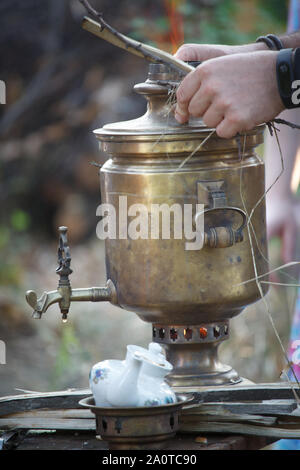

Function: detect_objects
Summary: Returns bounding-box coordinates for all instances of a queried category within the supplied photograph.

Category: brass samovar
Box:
[26,63,268,392]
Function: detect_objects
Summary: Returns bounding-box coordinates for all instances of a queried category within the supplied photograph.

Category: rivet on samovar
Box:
[25,61,268,392]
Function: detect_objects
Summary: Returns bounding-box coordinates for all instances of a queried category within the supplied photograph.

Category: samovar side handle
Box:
[196,206,247,249]
[25,226,117,321]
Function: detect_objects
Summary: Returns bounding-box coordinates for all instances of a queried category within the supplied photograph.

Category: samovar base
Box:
[171,377,254,394]
[152,321,245,390]
[166,362,241,389]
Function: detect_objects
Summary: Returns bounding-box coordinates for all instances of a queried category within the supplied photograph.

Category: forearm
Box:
[175,31,300,63]
[233,31,300,53]
[280,31,300,49]
[243,31,300,51]
[242,31,300,51]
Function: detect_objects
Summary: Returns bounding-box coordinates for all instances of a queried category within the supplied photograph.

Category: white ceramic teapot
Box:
[135,350,176,407]
[89,343,176,407]
[107,351,144,407]
[89,357,123,407]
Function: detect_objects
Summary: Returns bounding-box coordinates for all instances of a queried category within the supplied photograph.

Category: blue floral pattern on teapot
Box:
[89,343,176,407]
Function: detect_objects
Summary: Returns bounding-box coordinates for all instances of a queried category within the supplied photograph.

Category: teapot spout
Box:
[107,353,143,407]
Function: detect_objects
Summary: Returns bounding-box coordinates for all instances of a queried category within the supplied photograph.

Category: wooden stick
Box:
[180,420,300,439]
[0,417,95,431]
[0,389,91,417]
[187,382,300,404]
[81,16,193,76]
[182,400,298,417]
[2,409,94,420]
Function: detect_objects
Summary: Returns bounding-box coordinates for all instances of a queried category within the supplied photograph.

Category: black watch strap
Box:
[276,48,298,108]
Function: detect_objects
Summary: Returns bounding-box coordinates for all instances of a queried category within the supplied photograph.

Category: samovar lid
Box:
[94,63,264,156]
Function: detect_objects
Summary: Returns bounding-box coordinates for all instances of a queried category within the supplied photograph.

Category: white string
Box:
[238,132,300,400]
[176,129,215,171]
[235,261,300,286]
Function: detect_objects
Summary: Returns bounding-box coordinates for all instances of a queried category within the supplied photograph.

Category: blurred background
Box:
[0,0,298,396]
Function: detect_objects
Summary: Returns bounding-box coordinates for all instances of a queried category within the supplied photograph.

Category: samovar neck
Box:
[146,61,200,82]
[147,62,184,82]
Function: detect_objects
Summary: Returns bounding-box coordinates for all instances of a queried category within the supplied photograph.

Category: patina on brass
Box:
[79,394,193,450]
[26,62,268,391]
[95,63,268,389]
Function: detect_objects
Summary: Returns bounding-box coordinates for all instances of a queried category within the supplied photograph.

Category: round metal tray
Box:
[79,394,193,450]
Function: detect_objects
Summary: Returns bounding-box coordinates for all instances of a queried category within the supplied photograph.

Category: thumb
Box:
[174,44,205,62]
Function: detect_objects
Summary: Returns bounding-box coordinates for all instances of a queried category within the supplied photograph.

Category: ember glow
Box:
[164,0,185,53]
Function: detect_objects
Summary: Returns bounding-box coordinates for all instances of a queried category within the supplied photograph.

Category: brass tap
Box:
[56,226,72,320]
[25,226,116,321]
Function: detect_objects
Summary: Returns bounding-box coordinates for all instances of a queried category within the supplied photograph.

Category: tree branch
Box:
[79,0,193,76]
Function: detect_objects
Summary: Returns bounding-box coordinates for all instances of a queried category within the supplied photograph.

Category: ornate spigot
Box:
[25,226,116,321]
[55,226,73,321]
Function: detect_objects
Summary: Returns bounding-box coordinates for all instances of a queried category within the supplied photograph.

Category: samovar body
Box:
[26,63,268,390]
[95,63,268,389]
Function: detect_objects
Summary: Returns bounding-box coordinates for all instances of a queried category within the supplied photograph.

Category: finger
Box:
[174,106,189,124]
[188,88,211,118]
[215,115,240,139]
[174,44,202,61]
[202,105,224,128]
[175,70,202,122]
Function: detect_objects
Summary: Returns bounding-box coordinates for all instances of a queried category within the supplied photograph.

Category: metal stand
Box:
[152,321,243,390]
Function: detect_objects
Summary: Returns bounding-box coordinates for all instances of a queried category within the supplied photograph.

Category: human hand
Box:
[175,41,267,62]
[175,51,285,139]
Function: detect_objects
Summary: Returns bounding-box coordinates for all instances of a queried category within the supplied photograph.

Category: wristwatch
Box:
[256,34,300,109]
[276,48,300,109]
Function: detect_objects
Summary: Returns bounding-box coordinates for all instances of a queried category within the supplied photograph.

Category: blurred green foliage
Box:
[52,323,81,389]
[258,0,288,25]
[10,209,30,232]
[129,0,288,46]
[0,210,31,286]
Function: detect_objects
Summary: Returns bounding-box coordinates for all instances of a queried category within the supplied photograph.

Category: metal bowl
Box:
[79,394,193,450]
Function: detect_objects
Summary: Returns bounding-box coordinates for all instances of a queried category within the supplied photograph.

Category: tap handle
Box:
[56,226,73,285]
